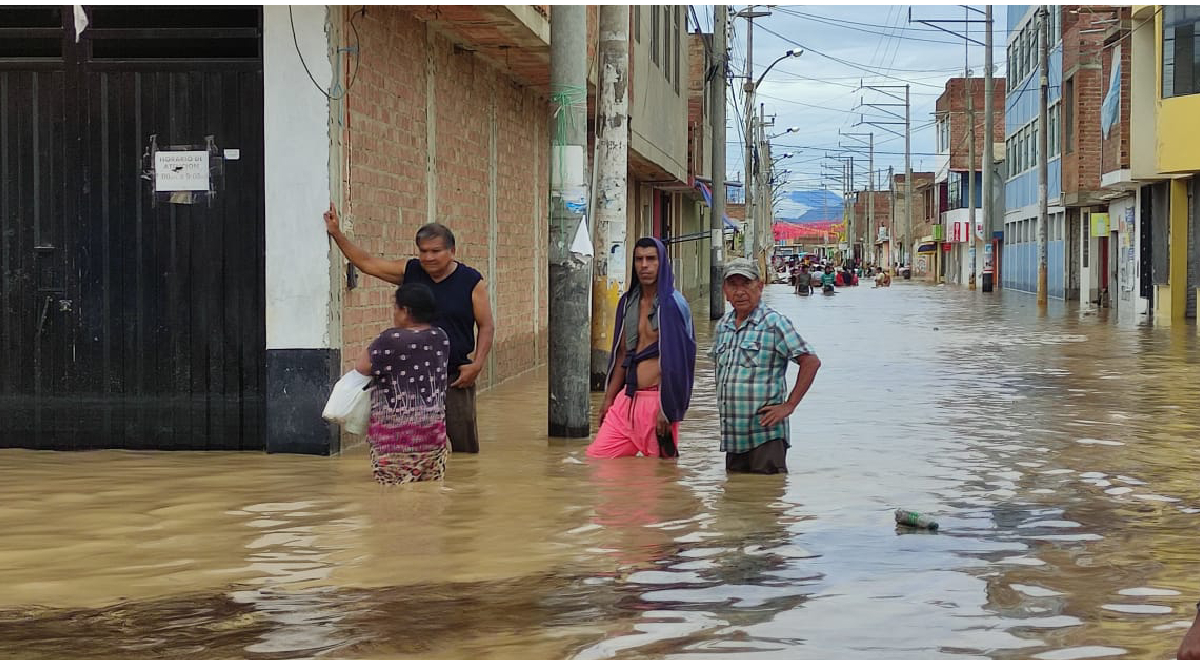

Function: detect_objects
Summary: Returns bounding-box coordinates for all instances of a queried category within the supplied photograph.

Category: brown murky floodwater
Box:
[3,283,1200,660]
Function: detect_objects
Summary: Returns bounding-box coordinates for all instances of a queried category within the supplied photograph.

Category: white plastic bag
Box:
[322,370,372,435]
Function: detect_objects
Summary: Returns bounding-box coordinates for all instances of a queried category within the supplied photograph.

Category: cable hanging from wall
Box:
[289,5,364,101]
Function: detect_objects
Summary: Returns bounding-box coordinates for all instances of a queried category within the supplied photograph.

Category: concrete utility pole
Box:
[548,6,591,437]
[739,6,770,261]
[759,102,770,266]
[848,155,855,261]
[868,133,874,264]
[710,5,728,320]
[904,84,912,270]
[982,4,995,292]
[883,165,892,266]
[589,5,629,391]
[1037,5,1050,305]
[743,13,755,260]
[966,31,977,291]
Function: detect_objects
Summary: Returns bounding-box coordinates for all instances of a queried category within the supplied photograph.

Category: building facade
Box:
[0,5,701,453]
[1133,4,1200,324]
[935,77,1006,287]
[1004,5,1066,297]
[1088,7,1150,322]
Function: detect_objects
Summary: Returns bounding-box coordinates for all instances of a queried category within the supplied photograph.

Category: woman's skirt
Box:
[369,443,449,485]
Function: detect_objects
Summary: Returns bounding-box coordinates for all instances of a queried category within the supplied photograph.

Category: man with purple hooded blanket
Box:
[587,237,697,459]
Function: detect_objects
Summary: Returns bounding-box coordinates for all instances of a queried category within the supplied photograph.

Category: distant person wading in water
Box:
[354,284,450,485]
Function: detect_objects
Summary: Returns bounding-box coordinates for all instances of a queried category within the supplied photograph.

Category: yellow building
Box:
[1135,5,1200,324]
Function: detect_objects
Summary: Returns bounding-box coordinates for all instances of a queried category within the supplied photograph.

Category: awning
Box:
[917,243,938,252]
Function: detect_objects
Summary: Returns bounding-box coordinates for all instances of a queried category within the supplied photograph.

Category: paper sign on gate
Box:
[155,151,210,192]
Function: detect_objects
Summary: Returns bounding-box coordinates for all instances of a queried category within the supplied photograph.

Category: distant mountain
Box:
[775,189,844,225]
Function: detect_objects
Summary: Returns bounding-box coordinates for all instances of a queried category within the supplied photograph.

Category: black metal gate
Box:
[0,6,264,450]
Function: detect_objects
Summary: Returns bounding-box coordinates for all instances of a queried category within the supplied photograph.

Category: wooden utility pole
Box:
[1037,5,1050,305]
[548,6,591,437]
[589,5,629,391]
[710,5,728,320]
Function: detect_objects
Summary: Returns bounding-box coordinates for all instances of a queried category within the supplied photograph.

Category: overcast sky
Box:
[699,5,1009,218]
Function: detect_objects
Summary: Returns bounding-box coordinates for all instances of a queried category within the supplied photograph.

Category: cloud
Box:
[719,5,1006,194]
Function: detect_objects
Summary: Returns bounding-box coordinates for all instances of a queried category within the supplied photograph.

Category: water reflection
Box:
[2,284,1199,659]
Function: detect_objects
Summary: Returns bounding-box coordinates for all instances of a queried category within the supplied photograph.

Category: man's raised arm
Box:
[324,203,406,285]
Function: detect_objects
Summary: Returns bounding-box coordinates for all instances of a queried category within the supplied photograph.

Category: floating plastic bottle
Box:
[895,509,939,531]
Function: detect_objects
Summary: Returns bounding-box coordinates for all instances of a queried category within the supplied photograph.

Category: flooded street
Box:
[3,283,1200,660]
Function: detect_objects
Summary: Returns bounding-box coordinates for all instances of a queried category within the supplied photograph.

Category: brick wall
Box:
[851,188,894,242]
[936,78,1006,171]
[340,7,549,391]
[1061,7,1110,197]
[890,173,936,241]
[1100,12,1131,177]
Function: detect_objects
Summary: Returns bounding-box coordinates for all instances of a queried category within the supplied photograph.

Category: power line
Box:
[755,22,969,85]
[775,6,975,45]
[774,7,1013,37]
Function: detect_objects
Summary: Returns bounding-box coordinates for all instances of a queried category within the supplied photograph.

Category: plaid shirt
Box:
[711,304,816,453]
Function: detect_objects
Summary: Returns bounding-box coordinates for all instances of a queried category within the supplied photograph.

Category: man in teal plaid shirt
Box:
[712,258,822,474]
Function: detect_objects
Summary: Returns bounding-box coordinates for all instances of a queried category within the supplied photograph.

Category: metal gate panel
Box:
[1188,177,1199,319]
[0,7,265,450]
[66,68,265,450]
[0,69,73,447]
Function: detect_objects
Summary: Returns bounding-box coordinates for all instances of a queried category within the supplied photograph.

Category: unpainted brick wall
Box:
[339,7,550,391]
[1061,8,1109,196]
[935,78,1006,172]
[1100,15,1131,176]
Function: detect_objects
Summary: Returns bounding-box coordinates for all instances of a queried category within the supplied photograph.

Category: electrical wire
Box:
[755,22,971,85]
[290,5,363,101]
[774,7,1013,37]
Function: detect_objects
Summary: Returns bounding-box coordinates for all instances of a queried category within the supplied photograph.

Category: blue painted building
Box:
[1003,5,1065,297]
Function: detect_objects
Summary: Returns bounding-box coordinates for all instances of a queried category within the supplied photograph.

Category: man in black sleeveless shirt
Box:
[325,205,494,453]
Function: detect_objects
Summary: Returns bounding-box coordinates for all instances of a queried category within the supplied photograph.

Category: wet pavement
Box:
[3,282,1200,659]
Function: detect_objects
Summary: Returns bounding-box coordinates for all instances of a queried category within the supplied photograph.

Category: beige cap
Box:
[723,258,760,281]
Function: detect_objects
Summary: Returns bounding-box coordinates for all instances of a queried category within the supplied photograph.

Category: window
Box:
[1017,128,1025,172]
[1020,28,1029,81]
[651,7,659,66]
[1007,44,1015,90]
[937,116,950,152]
[1052,104,1061,156]
[1064,76,1075,152]
[1027,124,1036,166]
[674,6,681,93]
[1163,5,1200,98]
[662,5,671,78]
[634,6,641,43]
[0,7,63,59]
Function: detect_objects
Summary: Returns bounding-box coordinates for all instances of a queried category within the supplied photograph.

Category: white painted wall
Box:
[1080,214,1099,306]
[1110,195,1149,321]
[263,5,334,350]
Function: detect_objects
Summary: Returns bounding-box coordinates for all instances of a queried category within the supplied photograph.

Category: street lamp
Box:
[753,49,803,90]
[742,47,802,262]
[768,128,800,139]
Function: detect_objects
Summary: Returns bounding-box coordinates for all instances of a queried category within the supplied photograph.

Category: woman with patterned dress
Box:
[354,284,450,485]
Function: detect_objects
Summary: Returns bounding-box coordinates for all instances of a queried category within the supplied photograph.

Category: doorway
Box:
[0,7,265,449]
